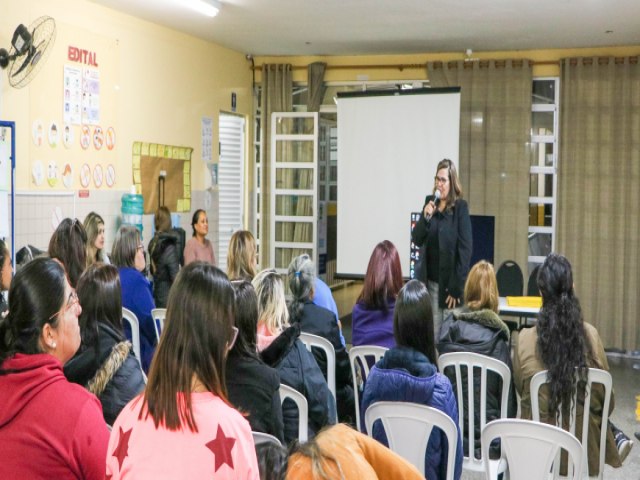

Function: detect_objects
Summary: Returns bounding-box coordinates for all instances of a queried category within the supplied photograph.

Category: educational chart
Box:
[133,142,192,213]
[63,64,100,125]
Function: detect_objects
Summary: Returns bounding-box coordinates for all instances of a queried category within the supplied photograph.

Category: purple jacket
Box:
[351,300,396,348]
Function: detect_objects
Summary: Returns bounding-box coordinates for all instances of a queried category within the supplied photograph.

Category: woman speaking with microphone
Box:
[411,158,472,336]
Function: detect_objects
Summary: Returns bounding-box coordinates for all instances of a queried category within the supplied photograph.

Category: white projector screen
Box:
[336,88,461,278]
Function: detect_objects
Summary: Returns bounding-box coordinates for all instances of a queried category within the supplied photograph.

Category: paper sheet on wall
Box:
[63,65,83,125]
[201,117,213,163]
[82,68,101,125]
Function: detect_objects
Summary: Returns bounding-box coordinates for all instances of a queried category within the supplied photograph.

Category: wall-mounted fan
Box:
[0,16,56,89]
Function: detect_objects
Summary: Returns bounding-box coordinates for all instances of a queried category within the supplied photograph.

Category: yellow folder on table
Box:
[506,296,542,308]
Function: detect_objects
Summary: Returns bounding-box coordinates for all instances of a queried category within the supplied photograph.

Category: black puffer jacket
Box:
[289,301,354,424]
[260,323,336,445]
[226,350,285,443]
[64,323,146,425]
[437,307,517,458]
[149,230,180,308]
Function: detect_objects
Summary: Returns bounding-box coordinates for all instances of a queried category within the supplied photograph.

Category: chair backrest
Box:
[527,264,541,296]
[151,308,166,341]
[279,384,309,443]
[349,345,388,432]
[252,431,283,448]
[496,260,524,297]
[122,307,142,363]
[530,368,612,479]
[482,419,583,480]
[437,351,511,473]
[299,332,336,398]
[364,401,458,479]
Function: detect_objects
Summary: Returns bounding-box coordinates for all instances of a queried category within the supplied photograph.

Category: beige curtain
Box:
[558,57,640,351]
[427,60,532,274]
[307,62,327,113]
[261,64,292,267]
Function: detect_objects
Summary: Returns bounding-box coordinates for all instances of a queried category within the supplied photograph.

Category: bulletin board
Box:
[133,142,192,213]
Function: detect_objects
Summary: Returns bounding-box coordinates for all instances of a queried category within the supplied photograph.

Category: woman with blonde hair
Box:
[227,230,257,281]
[253,268,336,444]
[438,260,516,458]
[83,212,110,266]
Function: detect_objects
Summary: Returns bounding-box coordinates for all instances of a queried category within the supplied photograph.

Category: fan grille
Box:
[8,16,56,89]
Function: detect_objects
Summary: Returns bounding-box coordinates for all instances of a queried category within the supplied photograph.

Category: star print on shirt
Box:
[112,427,133,470]
[205,425,236,472]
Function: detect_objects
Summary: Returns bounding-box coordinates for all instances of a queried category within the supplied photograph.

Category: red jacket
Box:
[0,353,109,479]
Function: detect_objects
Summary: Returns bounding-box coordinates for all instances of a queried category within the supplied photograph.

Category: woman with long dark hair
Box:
[225,280,284,442]
[106,262,259,478]
[64,263,146,425]
[0,257,108,479]
[351,240,403,348]
[514,253,632,474]
[411,158,472,336]
[362,279,462,480]
[49,217,88,288]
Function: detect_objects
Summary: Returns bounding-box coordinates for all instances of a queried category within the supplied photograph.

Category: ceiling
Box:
[88,0,640,56]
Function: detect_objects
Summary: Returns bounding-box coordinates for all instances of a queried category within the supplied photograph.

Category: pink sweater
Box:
[184,237,216,266]
[106,392,259,479]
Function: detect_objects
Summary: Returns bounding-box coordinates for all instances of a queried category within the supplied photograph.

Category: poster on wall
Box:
[63,65,83,125]
[82,68,100,125]
[201,117,213,163]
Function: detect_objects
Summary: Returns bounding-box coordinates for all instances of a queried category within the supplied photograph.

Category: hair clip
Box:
[295,271,301,278]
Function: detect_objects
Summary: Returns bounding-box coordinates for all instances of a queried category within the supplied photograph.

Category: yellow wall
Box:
[255,45,640,83]
[1,0,252,191]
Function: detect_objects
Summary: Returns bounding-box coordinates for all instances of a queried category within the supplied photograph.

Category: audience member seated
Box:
[0,239,11,316]
[438,260,517,458]
[83,211,110,266]
[64,263,146,425]
[226,229,258,281]
[362,279,462,480]
[253,268,336,444]
[148,206,180,308]
[106,262,259,479]
[183,209,216,266]
[287,254,354,424]
[514,253,632,474]
[111,225,156,373]
[351,240,403,348]
[256,423,424,479]
[49,217,87,289]
[0,257,109,479]
[226,280,285,443]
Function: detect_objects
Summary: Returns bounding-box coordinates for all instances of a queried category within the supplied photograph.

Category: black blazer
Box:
[411,196,473,307]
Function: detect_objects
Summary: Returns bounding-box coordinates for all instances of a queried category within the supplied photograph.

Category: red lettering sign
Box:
[67,45,99,67]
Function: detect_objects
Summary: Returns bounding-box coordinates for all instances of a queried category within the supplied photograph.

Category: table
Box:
[498,297,540,328]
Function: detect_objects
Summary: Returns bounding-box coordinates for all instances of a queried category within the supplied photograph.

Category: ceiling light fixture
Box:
[185,0,221,17]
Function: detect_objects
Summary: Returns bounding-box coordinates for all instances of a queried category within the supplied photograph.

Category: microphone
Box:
[425,190,441,221]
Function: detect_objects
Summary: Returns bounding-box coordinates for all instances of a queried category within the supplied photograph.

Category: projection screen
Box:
[336,87,461,278]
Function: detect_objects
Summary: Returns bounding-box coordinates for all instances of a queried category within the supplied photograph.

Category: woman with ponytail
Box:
[514,253,632,474]
[287,254,354,424]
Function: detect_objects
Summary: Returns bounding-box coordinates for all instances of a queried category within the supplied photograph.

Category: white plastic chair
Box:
[151,307,166,341]
[252,431,283,447]
[299,332,336,398]
[279,384,309,443]
[122,308,142,363]
[438,351,511,475]
[530,368,612,479]
[364,401,458,479]
[349,345,388,431]
[482,419,584,480]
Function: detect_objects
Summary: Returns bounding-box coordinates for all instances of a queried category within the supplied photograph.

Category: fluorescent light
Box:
[184,0,221,17]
